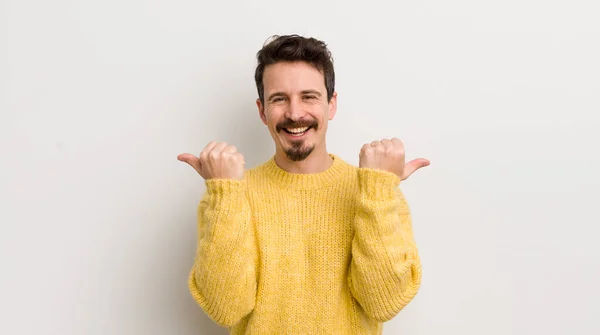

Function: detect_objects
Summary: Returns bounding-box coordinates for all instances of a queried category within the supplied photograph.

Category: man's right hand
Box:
[177,141,245,180]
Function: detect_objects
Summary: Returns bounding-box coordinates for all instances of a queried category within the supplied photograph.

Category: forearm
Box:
[188,179,257,327]
[348,168,421,322]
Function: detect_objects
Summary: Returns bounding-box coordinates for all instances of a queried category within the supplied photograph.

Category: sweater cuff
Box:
[205,179,247,211]
[357,168,401,200]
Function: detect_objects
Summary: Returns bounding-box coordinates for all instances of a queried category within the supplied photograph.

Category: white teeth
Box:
[287,127,309,134]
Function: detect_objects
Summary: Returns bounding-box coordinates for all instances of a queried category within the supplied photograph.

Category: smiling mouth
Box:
[283,126,311,137]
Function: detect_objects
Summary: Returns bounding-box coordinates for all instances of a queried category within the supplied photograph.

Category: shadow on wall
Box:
[227,99,274,169]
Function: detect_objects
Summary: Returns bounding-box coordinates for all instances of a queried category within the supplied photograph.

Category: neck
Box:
[274,147,333,174]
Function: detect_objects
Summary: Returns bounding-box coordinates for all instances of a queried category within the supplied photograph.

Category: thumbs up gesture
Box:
[359,138,430,181]
[177,141,245,180]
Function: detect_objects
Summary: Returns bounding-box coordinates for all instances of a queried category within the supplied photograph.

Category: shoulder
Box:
[241,159,271,181]
[330,153,360,175]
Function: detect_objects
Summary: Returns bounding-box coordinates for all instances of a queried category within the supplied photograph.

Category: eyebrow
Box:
[301,90,322,96]
[267,90,323,101]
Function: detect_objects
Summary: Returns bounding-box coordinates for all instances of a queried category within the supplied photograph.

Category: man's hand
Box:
[359,138,430,181]
[177,141,245,180]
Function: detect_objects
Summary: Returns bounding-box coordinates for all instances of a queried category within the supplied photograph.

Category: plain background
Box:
[2,0,599,334]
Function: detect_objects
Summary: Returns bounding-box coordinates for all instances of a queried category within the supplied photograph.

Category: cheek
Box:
[265,111,281,129]
[315,106,329,122]
[267,111,280,123]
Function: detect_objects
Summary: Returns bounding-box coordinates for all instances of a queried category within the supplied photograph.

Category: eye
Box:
[303,95,317,100]
[272,97,286,102]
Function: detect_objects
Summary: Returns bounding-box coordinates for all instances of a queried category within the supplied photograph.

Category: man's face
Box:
[257,61,337,161]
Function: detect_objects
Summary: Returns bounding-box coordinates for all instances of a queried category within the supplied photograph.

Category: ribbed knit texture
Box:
[188,154,421,334]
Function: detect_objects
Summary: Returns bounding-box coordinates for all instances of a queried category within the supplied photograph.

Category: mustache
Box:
[276,119,318,132]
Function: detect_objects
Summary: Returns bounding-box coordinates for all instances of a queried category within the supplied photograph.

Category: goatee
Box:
[277,117,318,161]
[285,141,314,161]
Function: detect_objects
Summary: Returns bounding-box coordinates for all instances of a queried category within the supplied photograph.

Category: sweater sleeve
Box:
[348,168,422,322]
[188,179,257,327]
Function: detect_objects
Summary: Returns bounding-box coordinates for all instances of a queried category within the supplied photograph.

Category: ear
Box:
[328,91,338,120]
[256,98,267,125]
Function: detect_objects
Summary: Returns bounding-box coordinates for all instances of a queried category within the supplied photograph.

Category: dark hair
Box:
[254,34,335,104]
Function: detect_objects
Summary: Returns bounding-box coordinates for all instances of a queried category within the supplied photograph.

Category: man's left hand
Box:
[359,138,430,181]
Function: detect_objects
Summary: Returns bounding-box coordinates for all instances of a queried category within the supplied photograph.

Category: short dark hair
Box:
[254,34,335,104]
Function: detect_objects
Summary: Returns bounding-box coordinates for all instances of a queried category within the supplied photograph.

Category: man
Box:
[177,34,430,334]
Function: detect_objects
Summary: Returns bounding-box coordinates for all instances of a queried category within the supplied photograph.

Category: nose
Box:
[284,96,305,120]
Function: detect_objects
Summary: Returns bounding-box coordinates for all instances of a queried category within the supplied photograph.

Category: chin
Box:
[284,145,315,161]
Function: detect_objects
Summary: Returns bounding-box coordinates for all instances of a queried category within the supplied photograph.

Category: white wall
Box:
[2,0,599,334]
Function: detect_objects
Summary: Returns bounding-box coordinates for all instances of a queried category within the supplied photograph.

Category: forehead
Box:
[263,61,326,94]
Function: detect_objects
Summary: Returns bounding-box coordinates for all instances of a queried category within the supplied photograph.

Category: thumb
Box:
[401,158,430,180]
[177,153,202,174]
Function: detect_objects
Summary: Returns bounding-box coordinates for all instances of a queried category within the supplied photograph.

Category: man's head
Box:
[255,35,337,162]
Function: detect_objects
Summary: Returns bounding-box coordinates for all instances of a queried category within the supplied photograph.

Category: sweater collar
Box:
[262,153,349,190]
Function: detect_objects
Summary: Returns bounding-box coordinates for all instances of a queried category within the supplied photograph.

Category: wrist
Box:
[357,168,400,200]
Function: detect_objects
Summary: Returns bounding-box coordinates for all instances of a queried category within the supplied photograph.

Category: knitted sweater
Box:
[188,153,421,334]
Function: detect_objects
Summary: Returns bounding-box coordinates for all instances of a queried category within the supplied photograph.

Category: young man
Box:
[177,34,430,334]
